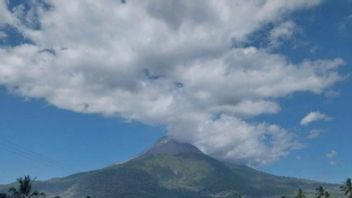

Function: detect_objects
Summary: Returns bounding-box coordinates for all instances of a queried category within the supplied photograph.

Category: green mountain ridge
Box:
[0,138,343,197]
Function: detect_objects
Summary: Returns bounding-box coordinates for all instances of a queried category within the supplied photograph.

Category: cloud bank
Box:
[0,0,343,165]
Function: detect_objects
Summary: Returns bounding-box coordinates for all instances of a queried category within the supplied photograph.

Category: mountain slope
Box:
[0,137,342,198]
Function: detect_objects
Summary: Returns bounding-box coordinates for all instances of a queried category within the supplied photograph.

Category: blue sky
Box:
[0,87,163,183]
[0,0,351,184]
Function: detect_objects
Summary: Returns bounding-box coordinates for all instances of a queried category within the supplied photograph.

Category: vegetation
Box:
[1,176,90,198]
[294,188,306,198]
[340,178,352,198]
[0,140,350,198]
[315,185,330,198]
[8,176,45,198]
[1,175,351,198]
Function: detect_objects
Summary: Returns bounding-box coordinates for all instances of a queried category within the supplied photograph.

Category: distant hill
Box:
[0,137,343,198]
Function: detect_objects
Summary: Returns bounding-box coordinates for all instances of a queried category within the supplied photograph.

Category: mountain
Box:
[137,137,203,158]
[0,137,343,198]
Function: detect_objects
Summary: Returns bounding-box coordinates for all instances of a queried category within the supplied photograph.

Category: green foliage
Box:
[340,178,352,198]
[315,186,331,198]
[1,172,350,198]
[0,193,8,198]
[0,155,346,198]
[8,176,45,198]
[294,188,306,198]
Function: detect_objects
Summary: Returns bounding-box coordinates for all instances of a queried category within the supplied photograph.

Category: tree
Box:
[315,186,325,198]
[8,176,45,198]
[324,191,330,198]
[0,193,9,198]
[341,178,352,198]
[315,186,330,198]
[294,188,306,198]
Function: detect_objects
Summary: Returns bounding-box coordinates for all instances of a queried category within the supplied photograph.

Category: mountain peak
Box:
[158,136,173,144]
[138,136,203,158]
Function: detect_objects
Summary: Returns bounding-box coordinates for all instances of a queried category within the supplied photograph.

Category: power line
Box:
[0,137,71,171]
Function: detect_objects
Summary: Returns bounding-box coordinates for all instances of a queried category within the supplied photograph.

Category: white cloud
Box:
[0,0,14,26]
[326,150,338,166]
[0,31,6,39]
[0,0,342,165]
[307,129,325,139]
[300,111,331,126]
[326,150,337,158]
[269,21,298,46]
[338,14,352,33]
[167,115,302,165]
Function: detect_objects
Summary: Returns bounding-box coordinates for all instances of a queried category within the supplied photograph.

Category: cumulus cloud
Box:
[300,111,331,126]
[0,0,15,26]
[0,0,342,165]
[167,115,302,165]
[269,20,298,46]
